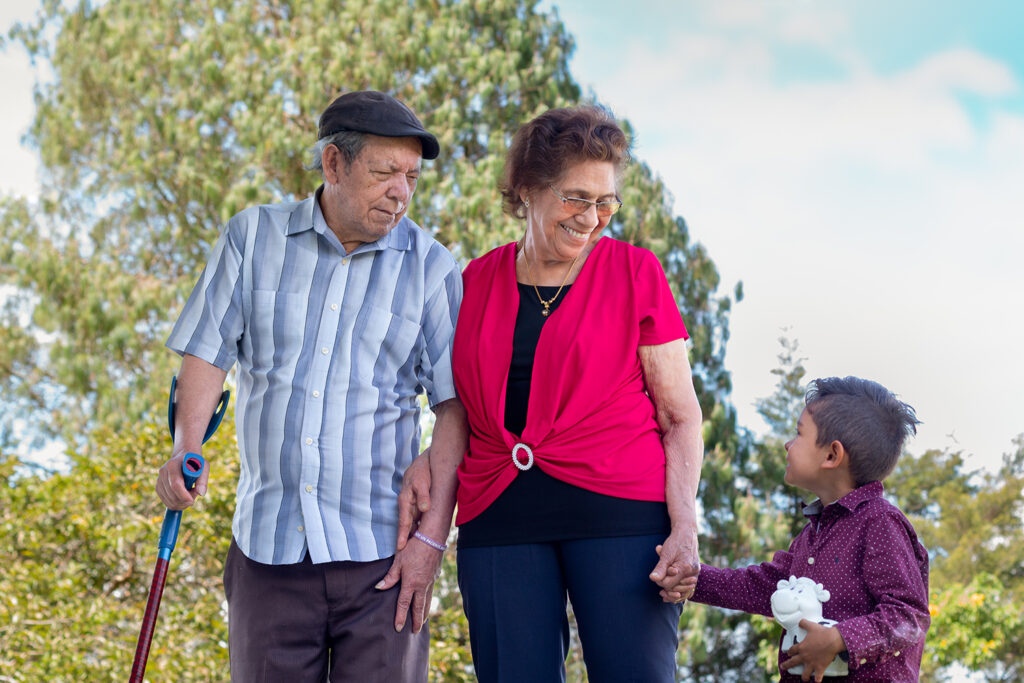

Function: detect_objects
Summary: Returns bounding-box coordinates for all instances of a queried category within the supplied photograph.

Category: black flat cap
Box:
[317,90,439,160]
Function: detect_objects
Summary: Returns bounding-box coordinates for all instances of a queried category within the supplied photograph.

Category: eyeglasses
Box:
[549,186,623,217]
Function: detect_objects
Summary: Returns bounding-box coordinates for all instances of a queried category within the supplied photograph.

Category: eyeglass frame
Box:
[548,185,623,217]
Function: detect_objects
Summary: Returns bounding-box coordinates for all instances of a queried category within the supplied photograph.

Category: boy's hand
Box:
[781,619,847,682]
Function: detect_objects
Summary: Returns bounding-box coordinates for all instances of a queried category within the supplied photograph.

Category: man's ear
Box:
[821,440,847,469]
[322,144,343,184]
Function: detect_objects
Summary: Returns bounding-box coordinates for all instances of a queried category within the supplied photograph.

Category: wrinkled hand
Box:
[375,535,445,633]
[396,449,433,551]
[155,452,208,510]
[649,526,699,603]
[781,619,847,682]
[652,544,699,603]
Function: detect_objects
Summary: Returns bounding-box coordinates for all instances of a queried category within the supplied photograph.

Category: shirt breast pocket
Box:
[352,305,422,385]
[249,289,307,370]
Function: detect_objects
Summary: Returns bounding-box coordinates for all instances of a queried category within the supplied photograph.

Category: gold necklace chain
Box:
[521,245,579,317]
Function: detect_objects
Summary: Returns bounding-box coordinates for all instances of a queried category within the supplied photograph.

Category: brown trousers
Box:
[223,539,429,682]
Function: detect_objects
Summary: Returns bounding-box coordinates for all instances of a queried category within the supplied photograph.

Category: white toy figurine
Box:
[770,576,849,677]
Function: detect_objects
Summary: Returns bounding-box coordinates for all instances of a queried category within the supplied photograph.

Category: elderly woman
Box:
[410,106,704,682]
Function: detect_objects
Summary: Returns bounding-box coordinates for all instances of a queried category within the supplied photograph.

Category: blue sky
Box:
[542,0,1024,473]
[3,1,1023,474]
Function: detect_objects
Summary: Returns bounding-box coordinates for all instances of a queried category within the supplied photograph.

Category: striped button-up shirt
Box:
[167,188,462,564]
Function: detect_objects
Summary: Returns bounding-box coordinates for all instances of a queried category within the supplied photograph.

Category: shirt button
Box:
[330,303,338,311]
[297,525,304,532]
[860,658,867,665]
[807,557,815,565]
[894,651,900,657]
[312,390,320,398]
[321,347,329,354]
[305,485,313,493]
[305,437,313,445]
[342,257,350,266]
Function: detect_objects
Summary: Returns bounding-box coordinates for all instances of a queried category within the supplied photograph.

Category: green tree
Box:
[2,0,741,680]
[1,0,583,446]
[1,0,735,448]
[889,438,1024,681]
[0,417,237,681]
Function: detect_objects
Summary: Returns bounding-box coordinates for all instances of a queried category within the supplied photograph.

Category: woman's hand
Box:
[650,524,700,603]
[396,448,432,551]
[638,339,704,605]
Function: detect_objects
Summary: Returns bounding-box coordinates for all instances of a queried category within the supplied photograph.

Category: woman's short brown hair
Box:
[500,106,631,219]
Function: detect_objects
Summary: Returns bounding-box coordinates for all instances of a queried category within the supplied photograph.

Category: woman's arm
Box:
[639,338,704,601]
[378,397,468,633]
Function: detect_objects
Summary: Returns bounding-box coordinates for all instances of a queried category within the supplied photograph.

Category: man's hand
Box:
[396,448,432,551]
[375,535,445,633]
[781,619,847,682]
[155,452,209,510]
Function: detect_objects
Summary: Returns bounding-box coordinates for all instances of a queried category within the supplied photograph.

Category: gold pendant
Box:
[541,307,550,316]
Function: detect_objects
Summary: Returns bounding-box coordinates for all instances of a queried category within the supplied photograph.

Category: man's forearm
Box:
[173,354,229,454]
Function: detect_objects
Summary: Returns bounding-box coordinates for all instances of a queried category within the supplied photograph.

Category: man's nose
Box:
[387,175,413,205]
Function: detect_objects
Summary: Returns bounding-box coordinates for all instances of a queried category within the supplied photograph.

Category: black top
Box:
[457,283,670,548]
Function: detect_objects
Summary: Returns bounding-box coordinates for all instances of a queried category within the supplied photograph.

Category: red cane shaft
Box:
[129,556,170,683]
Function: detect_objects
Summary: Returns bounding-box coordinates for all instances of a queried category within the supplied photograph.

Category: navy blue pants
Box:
[457,534,682,683]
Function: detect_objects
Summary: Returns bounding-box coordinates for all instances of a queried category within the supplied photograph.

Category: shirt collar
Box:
[285,186,320,236]
[802,480,885,518]
[286,185,414,253]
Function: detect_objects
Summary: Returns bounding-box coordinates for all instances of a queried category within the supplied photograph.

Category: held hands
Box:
[155,451,209,510]
[781,619,848,682]
[649,525,700,604]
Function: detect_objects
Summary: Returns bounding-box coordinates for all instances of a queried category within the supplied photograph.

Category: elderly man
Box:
[156,90,466,682]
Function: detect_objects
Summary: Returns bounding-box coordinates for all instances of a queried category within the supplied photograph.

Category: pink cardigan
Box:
[453,237,688,525]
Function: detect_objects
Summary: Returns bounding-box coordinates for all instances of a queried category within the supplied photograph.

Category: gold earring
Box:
[524,198,530,208]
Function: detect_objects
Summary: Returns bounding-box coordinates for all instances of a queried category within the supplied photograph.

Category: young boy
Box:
[687,376,930,681]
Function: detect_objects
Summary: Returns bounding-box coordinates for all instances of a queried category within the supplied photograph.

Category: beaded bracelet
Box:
[412,530,448,552]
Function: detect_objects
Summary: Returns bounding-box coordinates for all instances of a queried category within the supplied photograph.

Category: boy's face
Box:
[784,408,831,491]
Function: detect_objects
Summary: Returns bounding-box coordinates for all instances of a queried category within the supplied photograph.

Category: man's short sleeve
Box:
[166,214,248,370]
[417,247,463,407]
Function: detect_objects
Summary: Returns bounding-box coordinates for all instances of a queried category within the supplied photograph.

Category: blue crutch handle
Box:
[157,453,205,560]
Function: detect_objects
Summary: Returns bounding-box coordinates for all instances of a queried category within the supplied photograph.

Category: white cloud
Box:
[0,48,39,199]
[1,1,43,200]
[567,7,1024,470]
[908,47,1018,95]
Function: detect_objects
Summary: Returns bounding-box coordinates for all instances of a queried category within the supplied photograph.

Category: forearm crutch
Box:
[129,377,229,682]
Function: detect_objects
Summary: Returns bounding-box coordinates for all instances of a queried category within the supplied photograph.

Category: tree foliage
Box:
[2,0,737,446]
[3,2,1022,680]
[889,440,1024,681]
[0,416,236,680]
[0,0,583,445]
[1,0,740,680]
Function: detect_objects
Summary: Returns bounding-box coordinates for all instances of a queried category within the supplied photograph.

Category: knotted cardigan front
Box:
[453,237,688,525]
